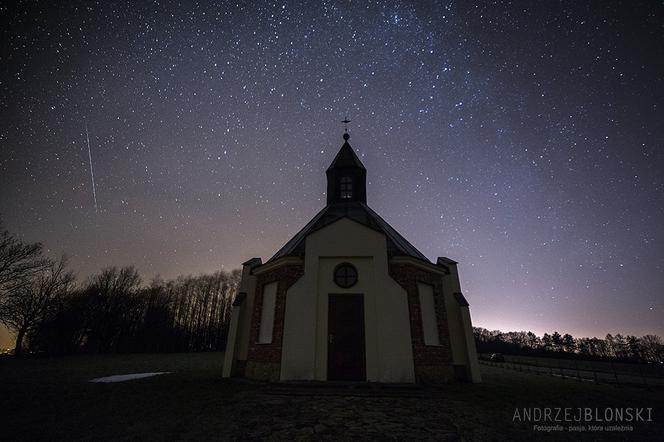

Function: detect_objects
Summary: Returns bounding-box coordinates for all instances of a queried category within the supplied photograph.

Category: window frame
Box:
[333,262,358,288]
[339,176,353,199]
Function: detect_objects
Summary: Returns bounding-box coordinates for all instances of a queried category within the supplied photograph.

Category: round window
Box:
[333,262,358,288]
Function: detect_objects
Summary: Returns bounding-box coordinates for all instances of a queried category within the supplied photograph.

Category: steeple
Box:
[326,132,367,205]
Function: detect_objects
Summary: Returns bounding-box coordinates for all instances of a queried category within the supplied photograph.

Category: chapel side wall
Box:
[446,262,482,383]
[245,264,304,382]
[222,305,242,377]
[236,271,258,364]
[442,274,468,368]
[389,263,454,383]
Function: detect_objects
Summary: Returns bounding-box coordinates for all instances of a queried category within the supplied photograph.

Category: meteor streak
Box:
[85,122,98,213]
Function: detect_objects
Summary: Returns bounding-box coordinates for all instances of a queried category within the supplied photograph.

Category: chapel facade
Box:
[222,132,481,383]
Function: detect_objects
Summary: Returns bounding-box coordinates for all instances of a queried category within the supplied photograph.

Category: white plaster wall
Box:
[236,269,258,361]
[222,306,241,377]
[280,271,318,380]
[280,218,415,383]
[460,305,482,383]
[441,263,482,382]
[441,275,468,366]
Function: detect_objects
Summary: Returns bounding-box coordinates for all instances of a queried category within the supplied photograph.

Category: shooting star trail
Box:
[85,122,98,213]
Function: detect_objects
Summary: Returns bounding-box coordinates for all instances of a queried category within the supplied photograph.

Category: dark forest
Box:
[0,220,239,356]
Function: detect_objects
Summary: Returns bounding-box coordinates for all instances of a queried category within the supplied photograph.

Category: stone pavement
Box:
[225,383,460,440]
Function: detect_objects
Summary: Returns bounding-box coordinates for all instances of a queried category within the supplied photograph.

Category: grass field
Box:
[480,354,664,388]
[1,353,662,441]
[495,353,664,378]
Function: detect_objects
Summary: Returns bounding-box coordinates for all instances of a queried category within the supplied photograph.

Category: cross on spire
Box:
[341,118,351,133]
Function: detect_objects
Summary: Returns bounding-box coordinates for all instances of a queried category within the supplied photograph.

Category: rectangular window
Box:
[258,282,278,344]
[340,177,353,199]
[417,283,440,346]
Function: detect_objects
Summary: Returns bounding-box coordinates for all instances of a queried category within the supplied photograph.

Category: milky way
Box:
[1,1,662,337]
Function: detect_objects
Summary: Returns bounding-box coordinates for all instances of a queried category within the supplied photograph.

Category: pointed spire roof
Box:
[265,131,429,264]
[326,134,366,172]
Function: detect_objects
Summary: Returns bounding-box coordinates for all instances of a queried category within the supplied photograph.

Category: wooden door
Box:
[327,294,366,381]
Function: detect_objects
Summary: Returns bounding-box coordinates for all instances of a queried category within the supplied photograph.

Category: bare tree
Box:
[0,220,48,301]
[640,335,664,363]
[28,265,241,354]
[0,256,75,355]
[82,266,141,352]
[561,333,576,353]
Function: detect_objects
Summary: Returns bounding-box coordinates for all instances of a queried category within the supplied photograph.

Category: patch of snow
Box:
[89,372,172,383]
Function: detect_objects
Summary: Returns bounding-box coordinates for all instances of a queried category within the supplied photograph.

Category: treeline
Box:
[474,327,664,364]
[0,220,240,355]
[30,267,240,355]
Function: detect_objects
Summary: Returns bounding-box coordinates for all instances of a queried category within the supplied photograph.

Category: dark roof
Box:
[232,292,247,306]
[437,256,458,266]
[242,257,263,267]
[326,141,366,172]
[454,292,470,307]
[268,202,429,262]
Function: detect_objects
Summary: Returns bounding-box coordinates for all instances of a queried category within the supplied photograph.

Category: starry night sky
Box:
[1,1,663,339]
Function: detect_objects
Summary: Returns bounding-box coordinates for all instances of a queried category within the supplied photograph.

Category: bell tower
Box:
[325,132,367,205]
